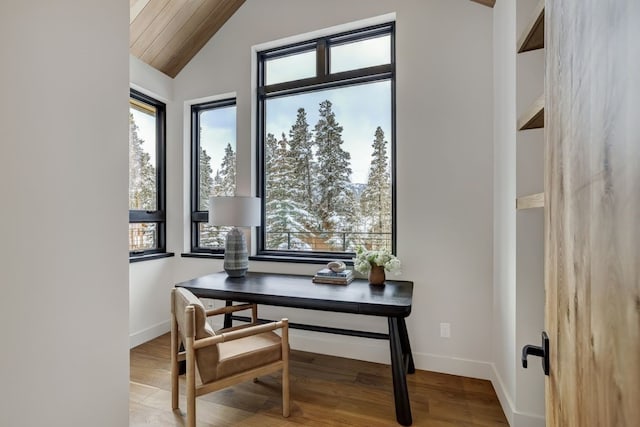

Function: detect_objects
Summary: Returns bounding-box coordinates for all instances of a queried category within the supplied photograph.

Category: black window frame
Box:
[256,22,397,262]
[190,97,237,253]
[129,89,168,260]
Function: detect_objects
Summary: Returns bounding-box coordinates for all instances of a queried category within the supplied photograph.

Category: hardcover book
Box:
[315,268,353,278]
[312,275,353,285]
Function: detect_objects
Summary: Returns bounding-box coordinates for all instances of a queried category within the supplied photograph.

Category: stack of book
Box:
[312,268,354,285]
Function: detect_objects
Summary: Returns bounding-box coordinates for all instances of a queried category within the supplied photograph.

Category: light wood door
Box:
[544,1,640,426]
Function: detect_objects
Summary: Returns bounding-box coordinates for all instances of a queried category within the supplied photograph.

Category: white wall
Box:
[128,56,179,348]
[492,0,518,424]
[0,1,129,426]
[162,0,495,378]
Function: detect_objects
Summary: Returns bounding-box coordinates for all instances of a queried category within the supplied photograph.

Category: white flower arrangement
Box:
[352,245,402,275]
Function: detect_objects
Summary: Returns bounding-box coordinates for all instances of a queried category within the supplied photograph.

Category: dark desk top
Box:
[176,271,413,317]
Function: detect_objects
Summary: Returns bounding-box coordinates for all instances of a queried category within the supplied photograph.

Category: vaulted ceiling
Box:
[130,0,494,78]
[130,0,246,78]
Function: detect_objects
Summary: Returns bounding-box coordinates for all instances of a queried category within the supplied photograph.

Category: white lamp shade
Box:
[208,196,261,227]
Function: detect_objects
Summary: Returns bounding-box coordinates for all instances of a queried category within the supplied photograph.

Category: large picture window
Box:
[129,89,166,258]
[257,23,396,258]
[190,98,237,252]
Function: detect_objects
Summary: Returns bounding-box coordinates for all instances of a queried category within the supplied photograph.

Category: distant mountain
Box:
[350,182,367,200]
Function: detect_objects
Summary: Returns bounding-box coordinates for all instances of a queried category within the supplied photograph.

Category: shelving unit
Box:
[516,1,545,207]
[513,2,547,419]
[518,94,544,130]
[470,0,496,7]
[517,0,544,53]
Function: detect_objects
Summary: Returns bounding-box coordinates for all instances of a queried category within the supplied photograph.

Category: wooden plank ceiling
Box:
[130,0,246,78]
[130,0,494,79]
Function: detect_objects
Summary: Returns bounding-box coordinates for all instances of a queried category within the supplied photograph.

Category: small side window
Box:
[129,90,167,257]
[190,98,237,252]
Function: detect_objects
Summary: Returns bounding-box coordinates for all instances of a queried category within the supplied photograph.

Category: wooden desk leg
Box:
[223,300,233,328]
[389,317,413,426]
[398,317,415,374]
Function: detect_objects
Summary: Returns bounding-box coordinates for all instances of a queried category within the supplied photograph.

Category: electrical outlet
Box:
[440,322,451,338]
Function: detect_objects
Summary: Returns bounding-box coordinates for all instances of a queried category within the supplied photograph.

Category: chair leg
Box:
[282,363,290,417]
[170,314,179,410]
[282,320,290,417]
[186,337,196,427]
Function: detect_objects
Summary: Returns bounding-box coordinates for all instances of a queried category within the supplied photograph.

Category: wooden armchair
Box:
[170,287,290,427]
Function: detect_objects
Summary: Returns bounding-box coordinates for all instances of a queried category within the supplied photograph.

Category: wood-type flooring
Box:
[130,333,508,426]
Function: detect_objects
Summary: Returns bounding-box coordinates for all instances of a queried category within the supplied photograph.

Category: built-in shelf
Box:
[518,94,544,130]
[516,192,545,210]
[517,0,545,53]
[469,0,496,7]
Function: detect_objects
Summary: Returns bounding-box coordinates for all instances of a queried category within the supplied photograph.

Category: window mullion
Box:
[130,210,165,222]
[317,40,328,78]
[261,66,393,99]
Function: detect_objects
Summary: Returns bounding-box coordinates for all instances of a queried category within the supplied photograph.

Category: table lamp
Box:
[208,196,261,277]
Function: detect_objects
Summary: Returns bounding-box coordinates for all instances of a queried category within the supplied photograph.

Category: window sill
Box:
[181,252,224,259]
[129,252,175,263]
[180,252,354,266]
[249,254,354,266]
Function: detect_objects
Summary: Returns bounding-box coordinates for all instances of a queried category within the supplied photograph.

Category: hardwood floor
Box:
[130,333,508,426]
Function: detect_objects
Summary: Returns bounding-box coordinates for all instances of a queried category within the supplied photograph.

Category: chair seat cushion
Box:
[216,331,282,379]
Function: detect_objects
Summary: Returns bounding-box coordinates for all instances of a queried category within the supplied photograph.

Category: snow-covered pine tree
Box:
[199,146,214,209]
[287,108,320,244]
[197,145,223,247]
[287,108,316,211]
[313,100,357,250]
[129,113,156,210]
[264,132,280,248]
[360,126,392,250]
[212,143,236,196]
[203,142,236,248]
[129,113,157,249]
[265,133,311,250]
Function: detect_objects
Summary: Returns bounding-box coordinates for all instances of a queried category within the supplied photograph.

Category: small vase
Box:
[368,265,386,285]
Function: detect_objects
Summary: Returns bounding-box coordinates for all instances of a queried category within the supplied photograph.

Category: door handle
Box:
[521,331,550,375]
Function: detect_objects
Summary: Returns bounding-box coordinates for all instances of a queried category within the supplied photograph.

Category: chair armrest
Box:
[205,303,257,322]
[193,318,288,350]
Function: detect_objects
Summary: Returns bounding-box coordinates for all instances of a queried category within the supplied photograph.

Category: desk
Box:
[176,271,415,426]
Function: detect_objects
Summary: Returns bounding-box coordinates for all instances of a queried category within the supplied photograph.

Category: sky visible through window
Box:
[199,105,236,169]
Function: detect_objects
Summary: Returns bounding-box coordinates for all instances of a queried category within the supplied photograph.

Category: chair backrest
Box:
[172,287,220,383]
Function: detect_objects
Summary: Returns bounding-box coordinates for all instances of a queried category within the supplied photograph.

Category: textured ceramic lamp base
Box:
[224,227,249,277]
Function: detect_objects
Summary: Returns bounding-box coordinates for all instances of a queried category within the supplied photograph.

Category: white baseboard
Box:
[512,412,545,427]
[129,320,170,349]
[489,363,545,427]
[490,364,516,425]
[413,351,493,380]
[290,329,495,381]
